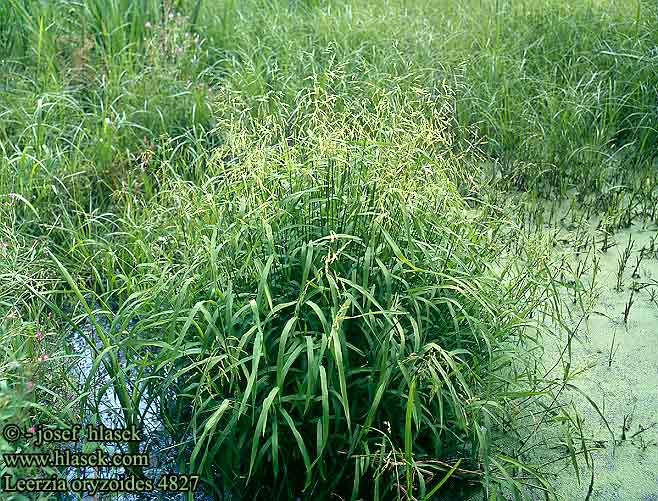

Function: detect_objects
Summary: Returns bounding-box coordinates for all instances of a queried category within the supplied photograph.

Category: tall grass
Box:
[1,0,655,498]
[448,0,658,220]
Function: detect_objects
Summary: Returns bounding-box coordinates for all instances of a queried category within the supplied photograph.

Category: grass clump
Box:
[41,79,565,497]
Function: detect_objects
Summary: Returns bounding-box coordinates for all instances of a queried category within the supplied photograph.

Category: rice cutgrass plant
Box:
[39,121,577,498]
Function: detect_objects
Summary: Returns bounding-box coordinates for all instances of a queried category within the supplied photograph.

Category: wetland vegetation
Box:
[1,0,657,499]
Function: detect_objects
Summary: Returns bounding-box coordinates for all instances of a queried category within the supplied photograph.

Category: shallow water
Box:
[63,318,213,501]
[533,224,658,500]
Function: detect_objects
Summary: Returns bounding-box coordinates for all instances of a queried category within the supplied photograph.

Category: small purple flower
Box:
[35,330,44,341]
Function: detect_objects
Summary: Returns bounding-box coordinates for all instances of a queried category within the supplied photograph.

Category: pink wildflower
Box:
[35,330,44,341]
[27,426,36,434]
[38,354,49,362]
[26,381,34,390]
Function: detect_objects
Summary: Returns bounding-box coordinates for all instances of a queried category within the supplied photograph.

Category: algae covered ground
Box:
[1,0,657,499]
[532,223,658,500]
